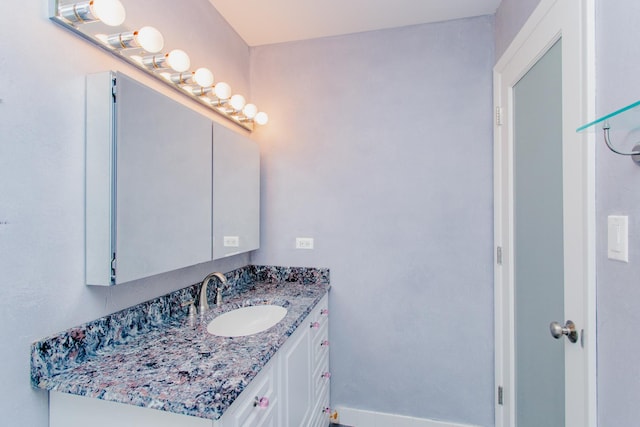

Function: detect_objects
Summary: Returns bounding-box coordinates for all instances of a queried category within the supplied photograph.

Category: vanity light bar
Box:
[49,0,268,131]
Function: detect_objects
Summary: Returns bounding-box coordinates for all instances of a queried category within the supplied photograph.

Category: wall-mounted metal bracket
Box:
[602,122,640,164]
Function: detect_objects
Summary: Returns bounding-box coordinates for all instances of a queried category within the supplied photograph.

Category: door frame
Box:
[493,1,596,426]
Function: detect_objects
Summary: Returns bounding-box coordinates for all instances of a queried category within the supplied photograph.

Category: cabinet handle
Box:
[320,340,330,347]
[321,372,332,379]
[321,308,329,316]
[310,321,320,329]
[253,396,269,409]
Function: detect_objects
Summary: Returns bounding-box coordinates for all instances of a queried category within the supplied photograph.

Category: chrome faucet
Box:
[198,272,228,313]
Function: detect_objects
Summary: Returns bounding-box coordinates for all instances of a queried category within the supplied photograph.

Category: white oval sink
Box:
[207,305,288,337]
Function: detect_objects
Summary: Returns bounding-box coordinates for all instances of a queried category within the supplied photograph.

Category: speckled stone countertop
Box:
[31,265,329,421]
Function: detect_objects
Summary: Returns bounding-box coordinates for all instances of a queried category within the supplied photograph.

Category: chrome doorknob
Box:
[549,320,578,343]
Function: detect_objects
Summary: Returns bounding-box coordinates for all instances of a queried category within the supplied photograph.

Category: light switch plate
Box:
[607,215,628,262]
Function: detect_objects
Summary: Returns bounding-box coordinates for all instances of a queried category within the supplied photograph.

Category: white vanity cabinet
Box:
[49,294,330,427]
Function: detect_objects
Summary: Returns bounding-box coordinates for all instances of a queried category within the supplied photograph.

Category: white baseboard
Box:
[334,406,481,427]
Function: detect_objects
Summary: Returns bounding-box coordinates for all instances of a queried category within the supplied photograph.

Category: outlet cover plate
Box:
[295,237,314,250]
[223,236,240,247]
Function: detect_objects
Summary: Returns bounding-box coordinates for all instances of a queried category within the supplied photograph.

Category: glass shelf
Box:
[577,100,640,132]
[577,99,640,162]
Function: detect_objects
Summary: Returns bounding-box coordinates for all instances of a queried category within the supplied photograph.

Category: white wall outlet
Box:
[607,215,628,262]
[295,237,314,250]
[223,236,240,247]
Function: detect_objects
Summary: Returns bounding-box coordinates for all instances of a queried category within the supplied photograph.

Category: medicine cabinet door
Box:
[85,71,213,286]
[212,123,260,259]
[114,73,213,284]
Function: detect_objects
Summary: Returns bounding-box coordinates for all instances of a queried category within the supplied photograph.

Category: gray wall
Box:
[594,1,640,425]
[250,17,495,426]
[0,1,251,425]
[494,0,543,59]
[494,0,640,425]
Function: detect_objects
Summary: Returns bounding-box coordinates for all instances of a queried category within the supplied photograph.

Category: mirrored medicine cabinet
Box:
[86,71,259,286]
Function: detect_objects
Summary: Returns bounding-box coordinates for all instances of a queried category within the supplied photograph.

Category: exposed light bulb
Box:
[90,0,126,26]
[193,68,214,87]
[214,82,232,100]
[58,0,125,26]
[166,49,190,72]
[242,104,258,119]
[255,112,269,126]
[229,94,246,111]
[106,26,163,53]
[135,26,164,53]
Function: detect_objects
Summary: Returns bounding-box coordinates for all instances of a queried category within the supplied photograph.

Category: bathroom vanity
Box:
[32,266,330,427]
[49,292,329,426]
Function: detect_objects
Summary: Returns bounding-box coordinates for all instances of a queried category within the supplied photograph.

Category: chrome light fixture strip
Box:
[49,0,267,132]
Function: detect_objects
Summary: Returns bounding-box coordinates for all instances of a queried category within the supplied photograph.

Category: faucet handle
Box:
[215,287,224,306]
[181,300,197,318]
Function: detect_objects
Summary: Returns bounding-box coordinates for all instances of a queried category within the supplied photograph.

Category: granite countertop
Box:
[31,266,329,421]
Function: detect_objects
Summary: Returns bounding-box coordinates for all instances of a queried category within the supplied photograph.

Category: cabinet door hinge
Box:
[495,106,503,126]
[496,246,503,265]
[498,386,504,405]
[110,253,117,283]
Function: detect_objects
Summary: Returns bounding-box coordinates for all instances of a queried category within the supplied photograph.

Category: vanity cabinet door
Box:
[216,358,279,427]
[212,123,260,259]
[279,294,331,427]
[279,313,313,426]
[86,72,213,286]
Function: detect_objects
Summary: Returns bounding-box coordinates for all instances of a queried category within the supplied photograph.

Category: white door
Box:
[494,1,596,426]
